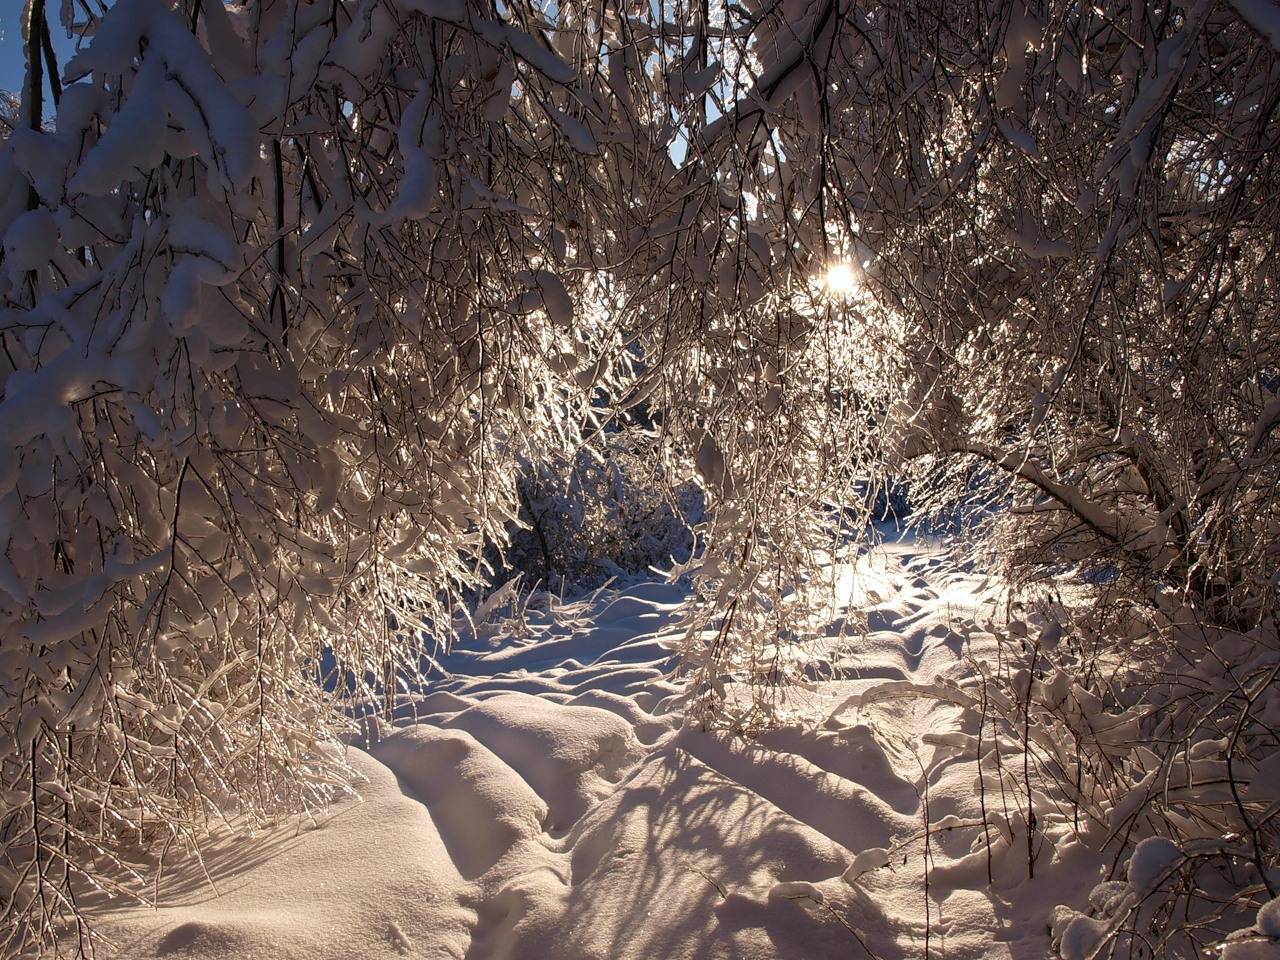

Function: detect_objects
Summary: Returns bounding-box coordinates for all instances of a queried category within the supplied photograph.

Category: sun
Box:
[823,262,858,295]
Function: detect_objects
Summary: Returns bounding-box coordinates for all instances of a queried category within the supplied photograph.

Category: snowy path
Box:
[89,545,1097,959]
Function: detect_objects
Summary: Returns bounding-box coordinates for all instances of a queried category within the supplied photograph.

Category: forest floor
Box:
[87,538,1106,959]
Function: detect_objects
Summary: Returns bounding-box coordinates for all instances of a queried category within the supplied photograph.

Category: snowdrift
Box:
[87,546,1115,959]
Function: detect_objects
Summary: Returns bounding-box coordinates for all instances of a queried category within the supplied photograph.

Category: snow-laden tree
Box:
[0,0,644,948]
[2,0,1279,952]
[731,1,1280,951]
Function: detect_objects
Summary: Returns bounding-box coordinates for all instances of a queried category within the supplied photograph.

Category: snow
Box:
[549,107,598,154]
[64,0,258,191]
[1258,895,1280,937]
[1222,943,1280,960]
[512,269,574,326]
[1126,836,1182,894]
[1051,907,1109,960]
[2,208,58,277]
[87,747,474,959]
[86,544,1104,958]
[65,56,168,196]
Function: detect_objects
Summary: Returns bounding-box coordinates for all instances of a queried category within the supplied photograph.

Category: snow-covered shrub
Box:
[935,596,1280,959]
[496,429,704,595]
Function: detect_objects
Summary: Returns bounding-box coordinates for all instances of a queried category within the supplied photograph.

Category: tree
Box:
[0,0,633,947]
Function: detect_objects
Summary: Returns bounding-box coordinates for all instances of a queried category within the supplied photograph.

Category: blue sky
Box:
[1,0,81,100]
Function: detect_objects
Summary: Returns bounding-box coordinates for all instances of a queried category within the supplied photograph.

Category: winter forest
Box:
[0,0,1279,955]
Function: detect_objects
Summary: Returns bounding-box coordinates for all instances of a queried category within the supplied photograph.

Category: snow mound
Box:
[1127,836,1182,893]
[373,726,549,878]
[87,750,473,959]
[442,693,641,832]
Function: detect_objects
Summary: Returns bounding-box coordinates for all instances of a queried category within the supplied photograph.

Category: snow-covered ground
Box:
[86,541,1107,959]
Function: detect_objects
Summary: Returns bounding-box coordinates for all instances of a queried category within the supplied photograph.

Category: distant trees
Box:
[1,0,1277,952]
